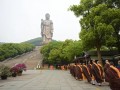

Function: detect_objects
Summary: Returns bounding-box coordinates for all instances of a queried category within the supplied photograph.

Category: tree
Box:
[48,49,61,64]
[40,41,63,64]
[0,43,35,61]
[61,40,83,63]
[69,1,115,65]
[101,8,120,52]
[40,40,83,65]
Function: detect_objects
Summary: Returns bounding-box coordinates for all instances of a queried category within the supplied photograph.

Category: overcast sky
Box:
[0,0,81,43]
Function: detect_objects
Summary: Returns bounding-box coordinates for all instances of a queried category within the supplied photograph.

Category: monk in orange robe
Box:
[117,60,120,72]
[70,64,76,77]
[97,61,104,79]
[82,63,92,83]
[69,64,74,76]
[87,61,93,77]
[105,62,120,90]
[104,60,110,82]
[92,60,103,86]
[74,63,83,80]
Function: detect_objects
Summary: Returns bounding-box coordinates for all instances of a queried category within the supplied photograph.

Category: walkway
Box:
[0,70,110,90]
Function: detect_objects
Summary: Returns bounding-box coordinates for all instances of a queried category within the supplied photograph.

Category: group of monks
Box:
[56,65,68,70]
[69,60,120,90]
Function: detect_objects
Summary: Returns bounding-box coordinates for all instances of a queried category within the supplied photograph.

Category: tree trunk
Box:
[96,47,103,67]
[115,31,120,53]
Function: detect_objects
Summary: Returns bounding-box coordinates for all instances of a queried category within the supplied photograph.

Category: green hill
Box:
[24,37,42,46]
[0,42,5,44]
[24,37,57,46]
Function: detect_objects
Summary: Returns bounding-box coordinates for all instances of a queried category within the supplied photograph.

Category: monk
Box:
[104,60,110,82]
[61,65,64,70]
[69,64,72,74]
[74,63,83,80]
[64,65,68,70]
[117,60,120,72]
[92,60,103,86]
[97,61,104,79]
[70,64,76,77]
[82,63,92,83]
[105,62,120,90]
[73,64,76,78]
[69,64,74,76]
[87,61,93,77]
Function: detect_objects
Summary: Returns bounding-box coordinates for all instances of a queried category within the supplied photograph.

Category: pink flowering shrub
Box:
[15,63,26,71]
[11,63,27,73]
[10,66,19,73]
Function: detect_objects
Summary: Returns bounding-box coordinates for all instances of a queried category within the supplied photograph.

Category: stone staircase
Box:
[2,46,43,70]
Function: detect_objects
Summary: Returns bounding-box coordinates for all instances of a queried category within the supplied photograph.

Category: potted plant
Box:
[10,66,18,77]
[14,63,27,76]
[0,65,10,80]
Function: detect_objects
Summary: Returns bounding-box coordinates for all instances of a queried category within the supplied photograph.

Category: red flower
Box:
[13,63,27,72]
[10,66,19,73]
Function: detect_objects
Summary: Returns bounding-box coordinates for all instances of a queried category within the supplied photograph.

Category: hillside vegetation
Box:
[24,37,42,46]
[0,43,35,61]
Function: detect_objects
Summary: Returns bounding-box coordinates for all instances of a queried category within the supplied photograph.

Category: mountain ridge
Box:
[24,37,42,46]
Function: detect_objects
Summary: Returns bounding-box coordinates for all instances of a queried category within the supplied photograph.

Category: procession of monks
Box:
[69,60,120,90]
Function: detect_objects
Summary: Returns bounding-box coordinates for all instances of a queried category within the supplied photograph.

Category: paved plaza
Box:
[0,70,110,90]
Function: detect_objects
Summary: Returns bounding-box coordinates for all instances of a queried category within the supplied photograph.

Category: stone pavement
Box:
[0,70,110,90]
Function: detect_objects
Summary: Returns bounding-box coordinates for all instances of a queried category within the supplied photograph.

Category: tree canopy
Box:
[69,0,120,64]
[40,40,83,65]
[0,43,35,61]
